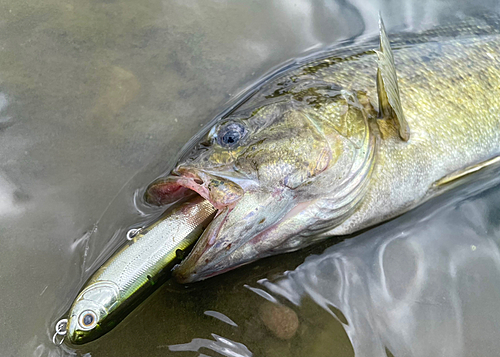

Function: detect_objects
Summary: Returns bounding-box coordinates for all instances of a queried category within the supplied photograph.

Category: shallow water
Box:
[1,0,500,356]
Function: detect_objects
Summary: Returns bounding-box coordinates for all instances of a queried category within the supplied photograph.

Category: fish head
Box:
[146,90,375,282]
[67,281,119,345]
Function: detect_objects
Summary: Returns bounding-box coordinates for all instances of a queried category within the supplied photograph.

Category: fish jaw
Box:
[172,188,307,283]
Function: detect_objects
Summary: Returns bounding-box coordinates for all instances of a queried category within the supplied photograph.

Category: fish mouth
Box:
[172,197,313,283]
[146,168,296,283]
[172,207,280,283]
[145,168,254,281]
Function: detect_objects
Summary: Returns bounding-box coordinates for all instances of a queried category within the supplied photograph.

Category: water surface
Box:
[1,0,500,356]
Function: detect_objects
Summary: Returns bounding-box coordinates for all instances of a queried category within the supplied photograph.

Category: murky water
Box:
[2,0,500,356]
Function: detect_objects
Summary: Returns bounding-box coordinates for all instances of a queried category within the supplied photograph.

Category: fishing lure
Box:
[53,196,215,345]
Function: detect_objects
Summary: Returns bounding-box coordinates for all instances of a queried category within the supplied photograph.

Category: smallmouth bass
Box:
[144,15,500,283]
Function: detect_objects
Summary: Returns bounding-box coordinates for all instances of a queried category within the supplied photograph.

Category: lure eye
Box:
[78,310,97,330]
[216,122,246,148]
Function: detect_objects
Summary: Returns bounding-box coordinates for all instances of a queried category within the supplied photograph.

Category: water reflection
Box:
[256,167,500,357]
[0,175,22,216]
[169,334,252,357]
[204,311,239,327]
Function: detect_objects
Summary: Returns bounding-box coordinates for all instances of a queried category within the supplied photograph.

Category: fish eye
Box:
[216,122,246,148]
[78,310,97,330]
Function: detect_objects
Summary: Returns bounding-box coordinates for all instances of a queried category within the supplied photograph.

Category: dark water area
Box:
[1,0,500,356]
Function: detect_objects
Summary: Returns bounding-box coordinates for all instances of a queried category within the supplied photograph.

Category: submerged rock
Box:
[259,301,299,340]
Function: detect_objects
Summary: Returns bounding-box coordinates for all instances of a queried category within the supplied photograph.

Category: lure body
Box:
[66,196,216,344]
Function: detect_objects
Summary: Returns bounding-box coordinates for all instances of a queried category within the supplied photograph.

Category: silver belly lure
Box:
[53,196,215,345]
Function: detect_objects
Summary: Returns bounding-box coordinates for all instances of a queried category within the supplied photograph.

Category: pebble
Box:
[259,301,299,340]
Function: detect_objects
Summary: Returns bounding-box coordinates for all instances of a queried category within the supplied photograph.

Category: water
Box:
[1,0,500,356]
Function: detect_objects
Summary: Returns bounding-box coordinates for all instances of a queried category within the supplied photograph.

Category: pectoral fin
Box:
[434,155,500,187]
[376,15,410,141]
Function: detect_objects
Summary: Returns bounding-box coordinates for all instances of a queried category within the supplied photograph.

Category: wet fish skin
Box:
[66,196,216,345]
[147,16,500,282]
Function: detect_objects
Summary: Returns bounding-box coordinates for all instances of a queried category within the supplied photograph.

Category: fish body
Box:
[318,24,500,235]
[66,196,216,344]
[145,16,500,282]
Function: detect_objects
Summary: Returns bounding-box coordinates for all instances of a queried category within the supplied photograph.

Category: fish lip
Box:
[172,207,233,283]
[173,209,278,283]
[173,199,315,283]
[168,168,239,210]
[175,261,244,283]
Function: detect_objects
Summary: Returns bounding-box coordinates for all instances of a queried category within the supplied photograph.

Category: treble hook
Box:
[52,318,68,345]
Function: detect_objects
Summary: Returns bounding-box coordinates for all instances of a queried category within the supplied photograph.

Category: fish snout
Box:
[157,166,244,210]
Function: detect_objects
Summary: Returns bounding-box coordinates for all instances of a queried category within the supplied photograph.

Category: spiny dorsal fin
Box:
[376,15,410,141]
